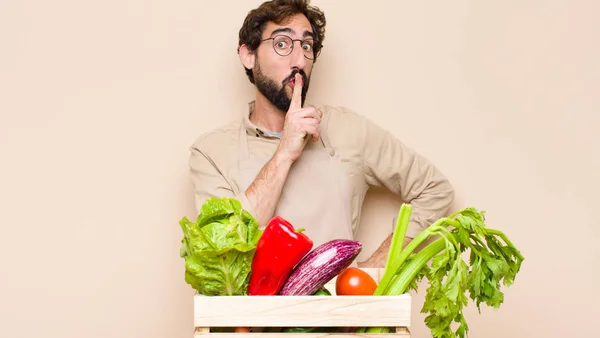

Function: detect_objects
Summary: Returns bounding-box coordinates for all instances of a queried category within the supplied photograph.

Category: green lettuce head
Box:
[179,197,262,295]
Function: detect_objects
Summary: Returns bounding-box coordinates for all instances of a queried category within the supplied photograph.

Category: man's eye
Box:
[302,43,313,52]
[276,41,288,49]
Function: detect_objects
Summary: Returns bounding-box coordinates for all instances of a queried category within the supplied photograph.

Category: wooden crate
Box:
[193,268,411,337]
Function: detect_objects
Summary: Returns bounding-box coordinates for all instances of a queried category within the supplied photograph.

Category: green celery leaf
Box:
[421,235,469,338]
[455,314,469,338]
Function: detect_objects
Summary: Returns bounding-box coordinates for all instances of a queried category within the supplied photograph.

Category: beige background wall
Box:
[1,0,598,337]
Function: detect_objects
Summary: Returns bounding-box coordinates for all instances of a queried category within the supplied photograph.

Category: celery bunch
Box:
[358,204,525,338]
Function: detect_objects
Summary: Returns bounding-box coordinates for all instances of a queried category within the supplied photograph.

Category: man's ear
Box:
[238,44,256,70]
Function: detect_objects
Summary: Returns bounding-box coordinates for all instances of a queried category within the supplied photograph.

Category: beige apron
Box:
[236,122,354,249]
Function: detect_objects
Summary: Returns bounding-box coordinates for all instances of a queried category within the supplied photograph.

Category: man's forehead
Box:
[263,14,313,37]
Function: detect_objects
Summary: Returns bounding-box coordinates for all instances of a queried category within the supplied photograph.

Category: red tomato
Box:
[335,267,378,296]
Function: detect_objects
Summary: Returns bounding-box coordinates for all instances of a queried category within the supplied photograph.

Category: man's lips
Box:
[286,73,305,89]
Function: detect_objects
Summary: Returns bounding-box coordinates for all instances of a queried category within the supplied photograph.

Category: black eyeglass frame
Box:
[260,35,322,60]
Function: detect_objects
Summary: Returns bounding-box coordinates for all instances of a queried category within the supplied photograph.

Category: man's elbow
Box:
[444,179,455,200]
[439,178,455,211]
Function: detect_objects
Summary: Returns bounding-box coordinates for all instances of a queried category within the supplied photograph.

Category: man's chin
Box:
[268,84,306,112]
[284,86,305,104]
[284,84,294,96]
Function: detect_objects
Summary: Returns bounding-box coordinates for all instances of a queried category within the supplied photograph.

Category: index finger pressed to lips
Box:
[289,73,303,111]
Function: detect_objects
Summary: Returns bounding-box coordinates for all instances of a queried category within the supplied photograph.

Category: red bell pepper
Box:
[248,216,313,295]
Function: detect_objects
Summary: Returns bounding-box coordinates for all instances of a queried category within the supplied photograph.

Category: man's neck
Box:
[250,91,286,133]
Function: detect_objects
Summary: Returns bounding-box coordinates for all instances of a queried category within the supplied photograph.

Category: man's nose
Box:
[289,42,307,69]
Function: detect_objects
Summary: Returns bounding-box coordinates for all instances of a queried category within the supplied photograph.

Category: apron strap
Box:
[238,122,250,162]
[318,113,335,156]
[319,130,329,149]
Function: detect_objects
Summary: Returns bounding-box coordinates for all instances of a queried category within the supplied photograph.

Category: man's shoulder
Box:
[190,120,240,157]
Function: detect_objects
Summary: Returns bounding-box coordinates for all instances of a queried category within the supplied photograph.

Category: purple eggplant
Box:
[278,239,362,296]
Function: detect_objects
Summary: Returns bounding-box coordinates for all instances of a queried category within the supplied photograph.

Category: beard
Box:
[253,61,310,112]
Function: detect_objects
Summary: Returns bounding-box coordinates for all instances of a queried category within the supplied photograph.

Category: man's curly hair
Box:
[238,0,326,84]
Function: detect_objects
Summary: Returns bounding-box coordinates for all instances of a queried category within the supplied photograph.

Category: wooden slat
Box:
[395,327,410,334]
[194,294,411,327]
[193,333,410,338]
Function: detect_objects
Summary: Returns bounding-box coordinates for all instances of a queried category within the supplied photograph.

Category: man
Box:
[188,0,454,267]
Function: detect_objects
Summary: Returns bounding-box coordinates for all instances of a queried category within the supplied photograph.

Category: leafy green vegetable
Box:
[179,197,262,296]
[358,204,525,338]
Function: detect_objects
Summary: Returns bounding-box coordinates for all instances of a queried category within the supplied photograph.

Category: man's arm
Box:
[245,74,323,225]
[189,144,253,214]
[357,234,403,268]
[244,152,293,226]
[190,146,295,227]
[357,234,438,268]
[358,115,455,267]
[189,144,293,227]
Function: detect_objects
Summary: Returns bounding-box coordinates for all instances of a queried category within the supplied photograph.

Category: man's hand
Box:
[357,236,413,268]
[357,254,388,268]
[275,73,323,163]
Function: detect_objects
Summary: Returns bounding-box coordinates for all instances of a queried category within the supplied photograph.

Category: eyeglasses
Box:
[261,35,321,60]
